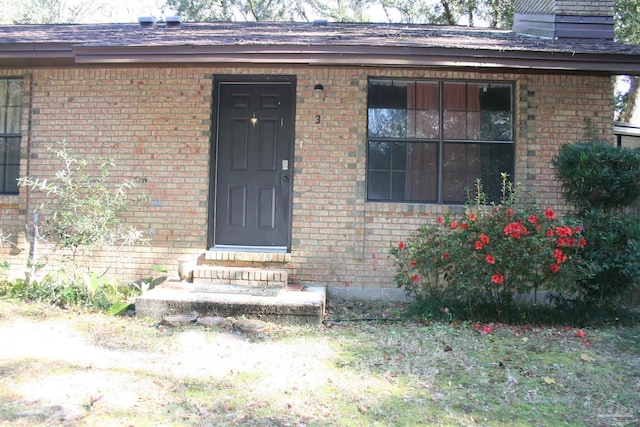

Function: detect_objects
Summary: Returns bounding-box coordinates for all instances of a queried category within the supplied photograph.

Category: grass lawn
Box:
[0,299,638,426]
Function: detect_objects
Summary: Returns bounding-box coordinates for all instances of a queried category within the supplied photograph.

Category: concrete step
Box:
[200,250,291,267]
[135,281,325,325]
[192,265,288,296]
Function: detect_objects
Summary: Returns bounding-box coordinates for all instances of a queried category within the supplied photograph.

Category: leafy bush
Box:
[553,142,640,307]
[391,176,587,310]
[0,268,143,311]
[553,142,640,214]
[18,142,147,260]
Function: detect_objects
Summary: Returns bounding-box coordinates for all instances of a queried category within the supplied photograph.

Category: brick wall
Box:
[0,66,614,290]
[515,0,614,15]
[555,1,614,16]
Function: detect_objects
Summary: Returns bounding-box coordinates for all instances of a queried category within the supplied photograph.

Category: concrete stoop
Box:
[135,281,326,325]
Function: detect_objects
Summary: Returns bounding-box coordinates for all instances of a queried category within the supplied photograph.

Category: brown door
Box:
[212,81,294,249]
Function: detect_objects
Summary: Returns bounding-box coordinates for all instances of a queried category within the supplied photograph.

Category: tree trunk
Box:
[440,0,455,24]
[621,76,640,123]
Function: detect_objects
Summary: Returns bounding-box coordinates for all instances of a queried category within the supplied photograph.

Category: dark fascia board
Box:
[0,43,75,67]
[1,42,639,73]
[69,44,640,73]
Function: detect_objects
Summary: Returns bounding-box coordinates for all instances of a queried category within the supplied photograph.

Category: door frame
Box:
[207,74,297,251]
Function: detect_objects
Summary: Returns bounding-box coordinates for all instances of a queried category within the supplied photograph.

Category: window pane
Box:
[368,108,408,138]
[411,82,439,139]
[368,141,390,170]
[5,107,21,133]
[369,79,408,109]
[3,165,18,193]
[405,143,438,202]
[443,142,515,204]
[444,82,513,141]
[444,111,467,139]
[0,138,20,193]
[368,80,409,138]
[479,84,512,141]
[6,137,20,164]
[391,142,407,170]
[7,80,22,107]
[367,141,437,202]
[391,171,406,201]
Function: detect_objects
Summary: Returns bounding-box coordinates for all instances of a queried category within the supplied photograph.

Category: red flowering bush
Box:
[391,175,587,306]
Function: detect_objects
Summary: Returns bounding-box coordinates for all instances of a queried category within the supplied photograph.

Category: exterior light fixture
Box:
[313,84,324,98]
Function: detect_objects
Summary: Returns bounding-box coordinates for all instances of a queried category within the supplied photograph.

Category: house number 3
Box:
[315,115,321,124]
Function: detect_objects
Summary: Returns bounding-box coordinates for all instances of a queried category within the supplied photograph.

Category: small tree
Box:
[18,142,147,274]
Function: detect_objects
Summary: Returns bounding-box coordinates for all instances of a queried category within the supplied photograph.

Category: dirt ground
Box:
[0,299,407,426]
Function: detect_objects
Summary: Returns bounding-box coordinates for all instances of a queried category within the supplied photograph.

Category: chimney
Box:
[513,0,614,40]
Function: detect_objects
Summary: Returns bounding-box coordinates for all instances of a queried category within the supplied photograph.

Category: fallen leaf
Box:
[580,354,595,362]
[443,345,453,352]
[358,405,367,415]
[543,377,556,385]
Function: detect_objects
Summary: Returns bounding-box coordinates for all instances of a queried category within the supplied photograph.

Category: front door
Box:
[211,79,295,250]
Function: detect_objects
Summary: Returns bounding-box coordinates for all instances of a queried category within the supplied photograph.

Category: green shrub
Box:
[0,269,141,311]
[553,142,640,307]
[553,142,640,214]
[18,141,147,266]
[391,176,587,310]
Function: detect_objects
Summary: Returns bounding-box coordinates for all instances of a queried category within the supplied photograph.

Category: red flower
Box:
[555,226,573,237]
[504,222,528,239]
[546,228,555,237]
[450,221,458,229]
[528,215,539,225]
[437,216,444,224]
[581,339,591,346]
[473,323,481,331]
[475,241,484,250]
[554,249,567,264]
[558,237,576,247]
[545,209,557,220]
[506,208,515,216]
[549,263,561,273]
[460,222,469,230]
[409,260,416,268]
[469,213,477,221]
[576,329,585,339]
[481,325,493,334]
[485,254,496,265]
[412,274,419,282]
[574,225,583,234]
[443,253,450,260]
[480,233,490,245]
[491,272,504,284]
[398,242,405,250]
[578,237,587,247]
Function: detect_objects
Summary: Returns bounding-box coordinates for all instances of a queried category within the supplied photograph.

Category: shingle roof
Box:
[1,21,640,72]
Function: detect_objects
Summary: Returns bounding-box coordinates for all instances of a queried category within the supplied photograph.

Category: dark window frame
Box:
[366,78,515,205]
[0,78,23,195]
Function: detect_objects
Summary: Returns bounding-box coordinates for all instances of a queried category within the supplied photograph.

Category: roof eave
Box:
[2,43,639,74]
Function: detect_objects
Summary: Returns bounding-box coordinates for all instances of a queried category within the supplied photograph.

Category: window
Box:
[367,79,514,204]
[0,78,22,194]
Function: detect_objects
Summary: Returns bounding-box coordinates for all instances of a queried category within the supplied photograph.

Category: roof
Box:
[2,21,640,73]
